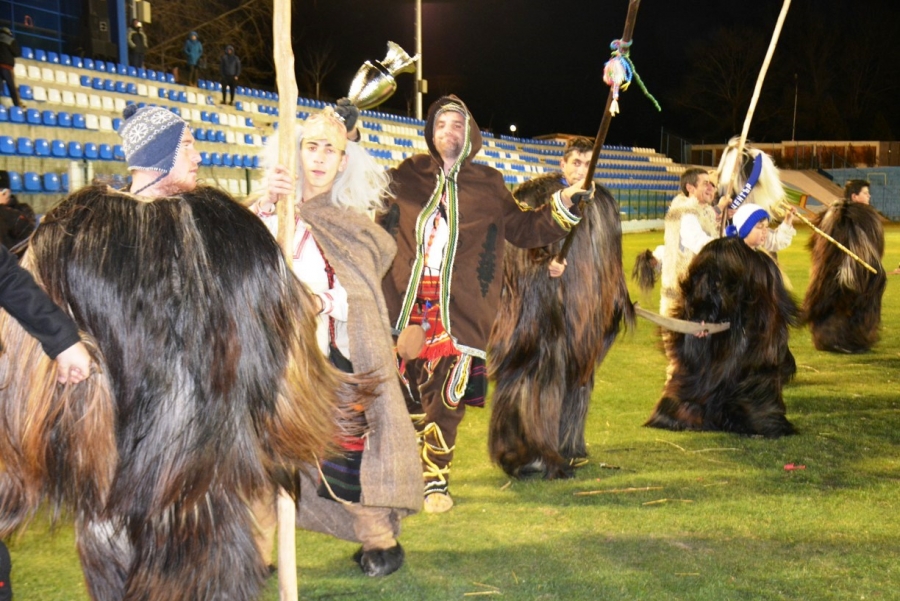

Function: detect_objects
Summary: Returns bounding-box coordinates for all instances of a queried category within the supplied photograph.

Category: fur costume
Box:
[488,173,634,479]
[0,184,362,601]
[645,237,798,438]
[803,200,886,353]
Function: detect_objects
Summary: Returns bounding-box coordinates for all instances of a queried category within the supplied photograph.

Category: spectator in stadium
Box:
[183,31,203,87]
[219,44,241,105]
[0,26,24,109]
[127,19,148,69]
[378,94,583,513]
[0,170,35,251]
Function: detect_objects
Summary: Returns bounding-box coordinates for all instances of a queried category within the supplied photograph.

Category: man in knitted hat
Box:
[728,202,796,251]
[118,104,201,196]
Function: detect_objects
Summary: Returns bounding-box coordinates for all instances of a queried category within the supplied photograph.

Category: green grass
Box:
[8,225,900,600]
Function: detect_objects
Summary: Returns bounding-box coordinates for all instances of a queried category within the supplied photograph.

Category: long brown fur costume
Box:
[803,200,886,353]
[0,184,361,601]
[488,173,634,479]
[645,237,798,438]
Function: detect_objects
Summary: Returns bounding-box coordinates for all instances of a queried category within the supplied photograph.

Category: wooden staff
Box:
[787,205,878,274]
[557,0,641,262]
[273,0,299,597]
[719,0,792,235]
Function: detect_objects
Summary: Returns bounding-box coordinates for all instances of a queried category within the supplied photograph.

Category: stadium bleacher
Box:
[1,46,681,217]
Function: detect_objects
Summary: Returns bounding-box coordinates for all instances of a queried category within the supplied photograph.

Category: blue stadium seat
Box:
[115,81,127,94]
[57,111,72,127]
[205,128,216,141]
[165,72,174,83]
[35,49,47,62]
[198,80,208,90]
[252,156,260,168]
[194,128,207,141]
[60,53,72,66]
[68,141,83,158]
[0,106,6,122]
[16,137,33,156]
[60,172,69,191]
[104,79,115,92]
[48,51,59,64]
[244,134,253,144]
[138,68,147,79]
[117,63,128,74]
[113,144,125,160]
[126,82,137,95]
[167,89,178,101]
[178,91,186,102]
[42,173,60,192]
[0,136,14,154]
[127,66,137,77]
[20,47,34,60]
[51,139,67,158]
[209,112,220,125]
[245,117,253,127]
[18,85,33,101]
[71,56,83,68]
[104,62,114,73]
[95,61,106,72]
[200,152,210,166]
[7,171,22,192]
[34,138,50,157]
[112,117,122,131]
[23,172,40,192]
[232,153,243,167]
[83,142,99,159]
[92,77,103,89]
[234,100,243,111]
[215,130,226,143]
[200,111,210,122]
[99,143,113,160]
[210,152,222,166]
[83,57,94,70]
[241,155,252,168]
[80,74,91,86]
[157,88,167,98]
[26,108,41,124]
[147,70,157,81]
[222,153,233,167]
[236,86,245,95]
[72,113,86,129]
[169,107,181,117]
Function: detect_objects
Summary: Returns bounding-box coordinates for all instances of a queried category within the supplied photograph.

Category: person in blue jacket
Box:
[183,31,203,86]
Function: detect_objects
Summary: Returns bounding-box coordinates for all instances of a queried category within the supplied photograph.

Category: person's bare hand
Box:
[55,342,92,385]
[264,164,295,207]
[549,258,567,278]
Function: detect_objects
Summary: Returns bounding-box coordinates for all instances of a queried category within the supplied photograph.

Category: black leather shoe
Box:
[353,542,405,577]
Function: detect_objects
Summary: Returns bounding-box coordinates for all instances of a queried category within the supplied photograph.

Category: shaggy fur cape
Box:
[488,173,634,478]
[0,185,359,601]
[803,200,885,353]
[645,237,798,438]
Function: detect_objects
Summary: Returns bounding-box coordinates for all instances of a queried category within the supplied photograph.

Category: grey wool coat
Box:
[295,194,422,540]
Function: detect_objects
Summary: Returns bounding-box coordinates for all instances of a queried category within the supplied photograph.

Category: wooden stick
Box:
[574,486,662,496]
[719,0,792,235]
[790,207,878,274]
[557,0,641,261]
[273,0,299,597]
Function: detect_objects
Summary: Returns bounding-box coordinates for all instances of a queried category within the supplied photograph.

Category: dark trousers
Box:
[402,355,468,493]
[222,80,235,104]
[128,51,145,69]
[187,64,199,86]
[0,67,20,107]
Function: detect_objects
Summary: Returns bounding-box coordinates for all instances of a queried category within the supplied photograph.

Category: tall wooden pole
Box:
[556,0,641,261]
[273,0,299,598]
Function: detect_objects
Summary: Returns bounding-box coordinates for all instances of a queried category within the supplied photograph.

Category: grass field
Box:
[7,224,900,600]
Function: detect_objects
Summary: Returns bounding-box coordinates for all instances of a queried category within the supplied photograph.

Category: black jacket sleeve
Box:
[0,245,80,358]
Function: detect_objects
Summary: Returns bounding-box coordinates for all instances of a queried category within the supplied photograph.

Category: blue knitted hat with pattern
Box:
[118,105,188,174]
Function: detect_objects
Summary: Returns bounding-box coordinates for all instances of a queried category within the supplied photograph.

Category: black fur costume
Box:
[645,237,797,438]
[488,173,633,479]
[803,200,886,353]
[0,185,360,601]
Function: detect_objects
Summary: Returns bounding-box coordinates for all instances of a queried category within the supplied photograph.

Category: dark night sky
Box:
[291,0,887,147]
